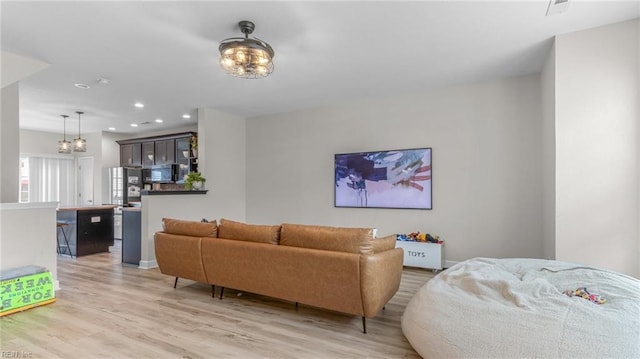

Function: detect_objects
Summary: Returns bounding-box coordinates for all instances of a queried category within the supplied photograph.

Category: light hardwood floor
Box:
[1,241,435,358]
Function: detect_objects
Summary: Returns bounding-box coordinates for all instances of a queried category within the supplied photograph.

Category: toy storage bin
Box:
[395,241,444,270]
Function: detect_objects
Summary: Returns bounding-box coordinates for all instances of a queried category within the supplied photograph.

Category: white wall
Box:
[2,52,48,203]
[101,131,128,168]
[79,131,103,205]
[246,75,544,263]
[20,129,73,157]
[1,83,20,203]
[541,41,556,260]
[0,202,59,289]
[140,194,214,268]
[555,20,639,277]
[138,108,246,267]
[197,107,246,221]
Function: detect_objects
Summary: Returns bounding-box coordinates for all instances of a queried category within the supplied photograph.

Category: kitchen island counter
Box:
[140,190,207,195]
[58,205,118,211]
[56,206,115,257]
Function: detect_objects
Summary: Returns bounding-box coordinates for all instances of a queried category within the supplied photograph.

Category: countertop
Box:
[140,190,208,195]
[121,207,142,212]
[57,205,118,211]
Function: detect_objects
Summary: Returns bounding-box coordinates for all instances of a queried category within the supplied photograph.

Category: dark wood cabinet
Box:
[175,136,191,159]
[57,207,115,257]
[155,139,175,165]
[175,136,197,182]
[142,142,155,168]
[120,143,141,167]
[122,209,141,266]
[117,132,196,174]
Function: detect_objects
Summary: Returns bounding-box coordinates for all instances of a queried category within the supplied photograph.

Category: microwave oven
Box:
[150,164,177,183]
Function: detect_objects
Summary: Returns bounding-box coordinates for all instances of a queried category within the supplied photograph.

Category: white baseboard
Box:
[138,260,158,269]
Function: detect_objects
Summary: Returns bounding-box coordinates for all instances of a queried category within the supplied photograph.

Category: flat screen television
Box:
[334,147,432,209]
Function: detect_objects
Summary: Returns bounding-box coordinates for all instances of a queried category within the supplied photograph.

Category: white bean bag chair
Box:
[402,257,640,358]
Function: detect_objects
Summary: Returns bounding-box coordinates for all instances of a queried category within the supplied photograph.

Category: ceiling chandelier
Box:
[73,111,87,152]
[57,115,71,154]
[219,20,275,79]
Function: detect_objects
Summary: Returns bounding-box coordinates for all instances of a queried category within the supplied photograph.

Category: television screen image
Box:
[335,148,432,209]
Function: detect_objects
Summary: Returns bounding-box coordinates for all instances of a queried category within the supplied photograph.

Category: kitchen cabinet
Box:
[141,141,155,168]
[155,139,175,165]
[120,143,141,167]
[117,132,197,173]
[56,206,115,257]
[175,135,197,182]
[122,208,141,266]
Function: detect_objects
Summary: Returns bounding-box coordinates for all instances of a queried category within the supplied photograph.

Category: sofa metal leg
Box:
[295,302,298,309]
[362,317,367,334]
[211,285,215,298]
[174,277,178,288]
[219,287,224,300]
[383,306,386,311]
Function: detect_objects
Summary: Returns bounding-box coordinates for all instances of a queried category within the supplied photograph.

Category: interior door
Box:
[78,156,94,206]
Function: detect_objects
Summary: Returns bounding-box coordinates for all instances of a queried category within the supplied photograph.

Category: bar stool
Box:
[56,222,73,258]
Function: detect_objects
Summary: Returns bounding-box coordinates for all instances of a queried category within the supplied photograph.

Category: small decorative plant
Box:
[190,135,198,158]
[184,171,206,190]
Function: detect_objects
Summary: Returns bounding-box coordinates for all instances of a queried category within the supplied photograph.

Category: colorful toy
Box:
[564,287,607,304]
[396,232,443,244]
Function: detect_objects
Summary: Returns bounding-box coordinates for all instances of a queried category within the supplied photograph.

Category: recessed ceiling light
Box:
[130,123,138,127]
[182,114,191,119]
[74,83,90,89]
[108,127,116,131]
[134,102,144,108]
[155,118,163,123]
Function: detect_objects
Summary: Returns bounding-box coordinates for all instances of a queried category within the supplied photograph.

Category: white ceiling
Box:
[2,1,639,135]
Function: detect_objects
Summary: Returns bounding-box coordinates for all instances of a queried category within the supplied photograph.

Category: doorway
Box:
[77,157,94,206]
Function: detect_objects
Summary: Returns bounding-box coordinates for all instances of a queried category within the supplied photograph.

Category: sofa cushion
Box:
[162,217,218,238]
[280,223,374,255]
[218,218,281,245]
[372,234,397,253]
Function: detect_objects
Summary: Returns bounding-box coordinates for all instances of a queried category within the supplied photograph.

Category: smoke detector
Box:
[546,0,570,16]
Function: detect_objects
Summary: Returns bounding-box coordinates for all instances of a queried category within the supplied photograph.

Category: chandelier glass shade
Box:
[219,20,274,79]
[73,111,87,152]
[57,115,71,154]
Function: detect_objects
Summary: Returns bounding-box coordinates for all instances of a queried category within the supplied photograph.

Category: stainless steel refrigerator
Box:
[103,167,142,241]
[102,167,143,205]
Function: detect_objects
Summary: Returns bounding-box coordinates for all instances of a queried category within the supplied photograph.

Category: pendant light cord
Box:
[61,115,68,141]
[76,111,84,137]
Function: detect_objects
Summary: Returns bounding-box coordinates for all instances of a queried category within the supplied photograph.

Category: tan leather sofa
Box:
[154,218,404,333]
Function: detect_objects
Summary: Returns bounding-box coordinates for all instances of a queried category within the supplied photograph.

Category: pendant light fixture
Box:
[219,20,275,79]
[57,115,71,154]
[73,111,87,152]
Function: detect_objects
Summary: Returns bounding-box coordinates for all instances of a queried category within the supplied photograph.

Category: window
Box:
[19,156,74,206]
[19,157,29,202]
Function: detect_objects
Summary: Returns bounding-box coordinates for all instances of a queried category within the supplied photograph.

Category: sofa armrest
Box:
[359,248,404,317]
[154,232,208,283]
